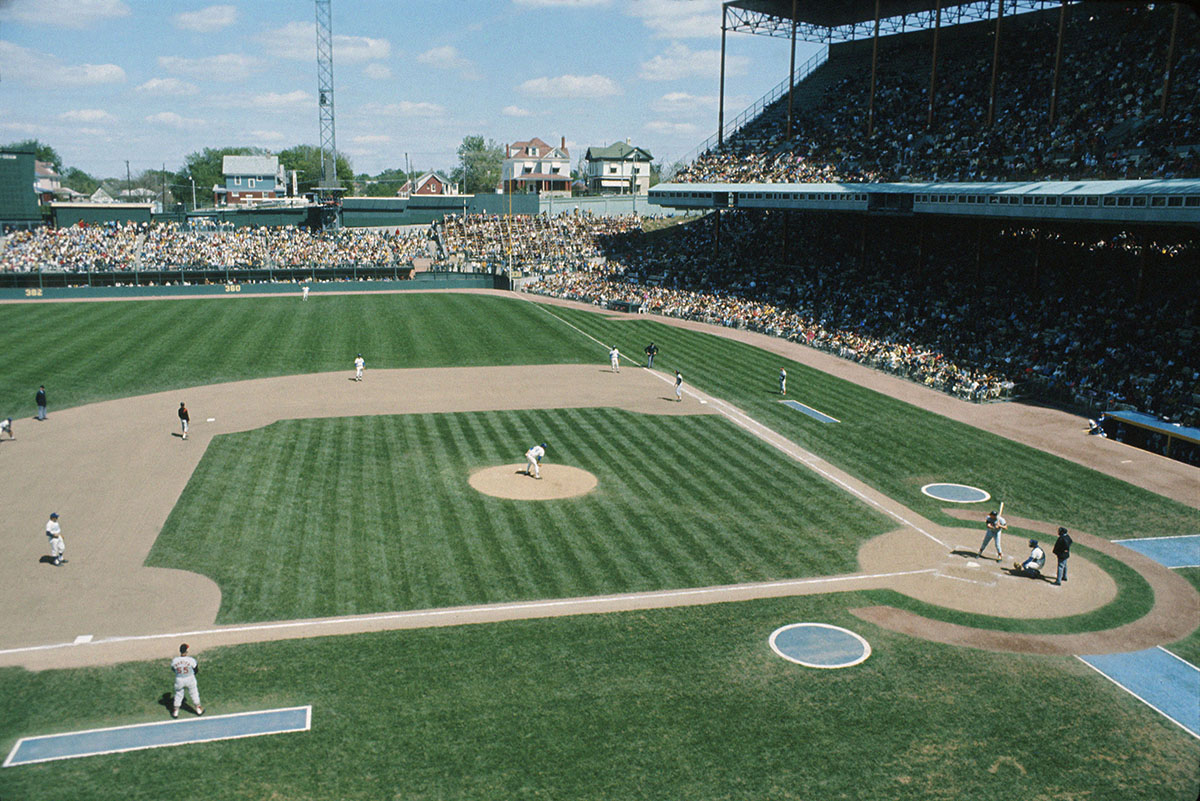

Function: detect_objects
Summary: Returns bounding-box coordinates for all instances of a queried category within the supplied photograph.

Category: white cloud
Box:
[173,4,238,32]
[0,122,43,135]
[363,101,445,118]
[159,53,261,82]
[136,77,200,96]
[352,134,392,145]
[249,130,286,144]
[518,74,620,98]
[253,90,312,110]
[645,120,699,135]
[640,42,742,81]
[0,41,125,87]
[513,0,609,6]
[75,127,107,137]
[626,0,721,39]
[0,0,130,28]
[417,45,479,80]
[652,91,719,114]
[260,21,390,63]
[502,105,534,118]
[145,112,203,128]
[363,63,392,80]
[60,109,115,123]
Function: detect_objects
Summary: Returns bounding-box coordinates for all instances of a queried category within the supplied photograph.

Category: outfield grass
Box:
[148,409,893,622]
[545,305,1200,541]
[1,596,1196,801]
[0,293,594,417]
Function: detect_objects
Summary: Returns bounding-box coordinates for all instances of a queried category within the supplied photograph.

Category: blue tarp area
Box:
[1079,650,1200,739]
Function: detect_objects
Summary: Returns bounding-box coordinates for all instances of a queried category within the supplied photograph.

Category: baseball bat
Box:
[998,501,1004,517]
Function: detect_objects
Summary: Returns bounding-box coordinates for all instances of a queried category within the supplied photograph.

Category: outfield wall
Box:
[0,272,506,300]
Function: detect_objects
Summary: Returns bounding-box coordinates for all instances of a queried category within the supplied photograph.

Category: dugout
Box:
[1101,411,1200,466]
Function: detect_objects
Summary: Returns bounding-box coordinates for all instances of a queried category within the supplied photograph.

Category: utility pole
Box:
[125,160,132,199]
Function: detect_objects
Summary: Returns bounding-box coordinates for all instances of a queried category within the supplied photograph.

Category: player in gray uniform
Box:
[978,510,1006,561]
[779,368,787,396]
[170,643,204,718]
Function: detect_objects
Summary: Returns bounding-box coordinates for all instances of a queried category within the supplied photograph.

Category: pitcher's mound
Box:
[469,464,598,500]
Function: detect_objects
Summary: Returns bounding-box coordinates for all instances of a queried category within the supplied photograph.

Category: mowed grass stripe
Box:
[151,409,892,622]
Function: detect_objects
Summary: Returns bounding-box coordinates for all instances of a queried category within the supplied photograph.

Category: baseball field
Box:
[0,289,1197,800]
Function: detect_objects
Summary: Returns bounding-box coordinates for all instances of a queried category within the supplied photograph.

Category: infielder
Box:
[525,442,547,479]
[644,342,658,368]
[674,370,683,401]
[170,643,204,718]
[178,402,190,440]
[1,416,13,440]
[45,512,65,566]
[354,353,365,381]
[609,346,620,373]
[779,368,787,396]
[979,509,1006,561]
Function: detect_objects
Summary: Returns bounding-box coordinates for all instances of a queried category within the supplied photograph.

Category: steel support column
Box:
[867,0,882,138]
[718,3,728,149]
[986,0,1006,127]
[927,0,942,130]
[786,0,798,140]
[1048,0,1067,125]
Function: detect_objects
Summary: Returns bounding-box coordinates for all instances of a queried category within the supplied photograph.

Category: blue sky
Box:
[0,0,822,180]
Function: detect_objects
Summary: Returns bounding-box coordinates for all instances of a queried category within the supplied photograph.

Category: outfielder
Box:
[170,643,204,718]
[354,353,365,381]
[525,442,547,479]
[979,509,1006,561]
[302,284,310,301]
[779,368,787,396]
[609,346,620,373]
[45,512,65,566]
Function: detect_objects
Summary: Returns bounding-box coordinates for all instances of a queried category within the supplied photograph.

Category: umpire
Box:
[1052,526,1072,586]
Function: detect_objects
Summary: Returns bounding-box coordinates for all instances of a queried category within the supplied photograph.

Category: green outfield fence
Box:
[0,270,507,299]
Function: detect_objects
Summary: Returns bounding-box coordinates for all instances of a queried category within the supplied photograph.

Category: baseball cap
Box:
[540,442,548,449]
[1028,539,1038,547]
[50,512,59,519]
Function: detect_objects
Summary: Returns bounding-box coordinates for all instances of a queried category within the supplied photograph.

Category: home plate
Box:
[699,399,707,404]
[965,560,981,568]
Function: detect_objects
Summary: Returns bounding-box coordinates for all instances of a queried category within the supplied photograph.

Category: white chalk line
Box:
[529,298,949,549]
[0,569,937,658]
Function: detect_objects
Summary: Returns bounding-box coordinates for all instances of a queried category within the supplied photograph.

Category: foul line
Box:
[0,569,936,658]
[527,296,948,548]
[1075,650,1200,741]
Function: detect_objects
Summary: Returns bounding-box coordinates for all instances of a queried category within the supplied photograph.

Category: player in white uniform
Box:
[302,284,310,301]
[45,512,65,565]
[609,347,620,373]
[525,443,547,479]
[674,370,683,401]
[354,354,365,381]
[0,416,13,439]
[779,368,787,396]
[170,643,203,718]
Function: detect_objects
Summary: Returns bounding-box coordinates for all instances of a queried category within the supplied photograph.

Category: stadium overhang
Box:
[725,0,1068,43]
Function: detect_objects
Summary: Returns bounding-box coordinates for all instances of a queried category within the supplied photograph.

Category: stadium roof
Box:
[730,1,964,29]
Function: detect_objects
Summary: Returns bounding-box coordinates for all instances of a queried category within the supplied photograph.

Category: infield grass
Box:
[1,596,1197,801]
[148,409,893,622]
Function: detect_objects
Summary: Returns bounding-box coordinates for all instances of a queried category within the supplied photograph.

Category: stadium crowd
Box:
[524,209,1199,427]
[436,212,643,271]
[0,221,432,272]
[676,4,1198,184]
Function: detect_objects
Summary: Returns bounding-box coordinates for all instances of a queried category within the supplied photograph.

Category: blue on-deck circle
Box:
[769,623,871,668]
[920,483,991,503]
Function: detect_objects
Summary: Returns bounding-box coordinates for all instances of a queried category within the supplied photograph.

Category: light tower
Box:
[314,0,342,209]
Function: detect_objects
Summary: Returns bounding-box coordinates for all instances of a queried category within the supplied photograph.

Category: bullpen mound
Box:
[469,464,598,500]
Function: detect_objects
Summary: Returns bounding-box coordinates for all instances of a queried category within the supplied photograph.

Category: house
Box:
[214,155,285,206]
[398,171,458,197]
[34,160,62,204]
[584,140,653,195]
[499,137,571,196]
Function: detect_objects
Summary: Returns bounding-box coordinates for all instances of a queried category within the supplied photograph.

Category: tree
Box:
[452,135,503,195]
[61,167,100,195]
[649,161,663,188]
[277,144,353,193]
[3,139,62,171]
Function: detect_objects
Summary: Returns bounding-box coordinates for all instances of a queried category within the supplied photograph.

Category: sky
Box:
[0,0,824,181]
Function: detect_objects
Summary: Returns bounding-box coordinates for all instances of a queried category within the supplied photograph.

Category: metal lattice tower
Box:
[315,0,339,191]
